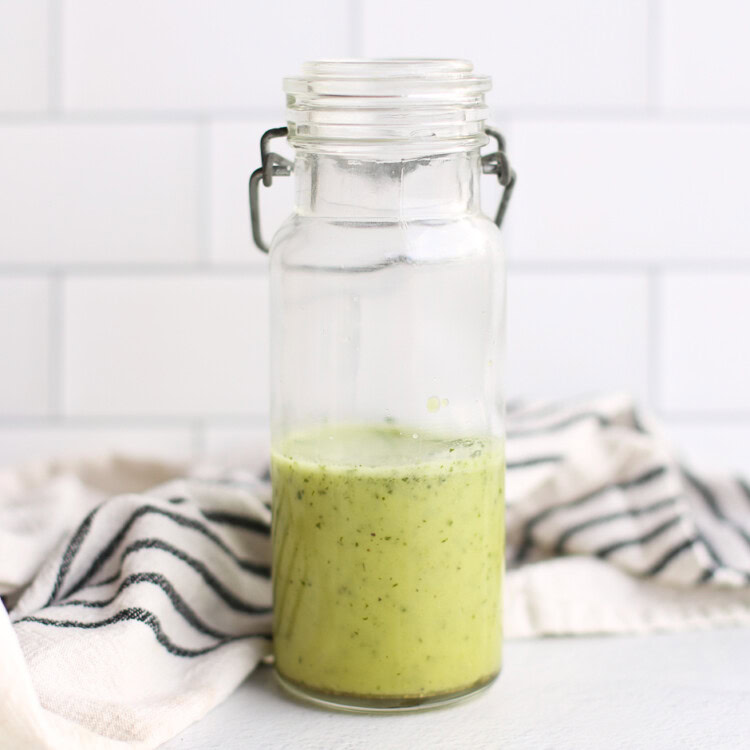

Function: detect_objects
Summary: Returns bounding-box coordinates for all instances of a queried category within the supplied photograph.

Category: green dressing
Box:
[271,425,504,701]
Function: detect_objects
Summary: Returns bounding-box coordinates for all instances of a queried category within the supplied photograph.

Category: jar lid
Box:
[283,59,491,154]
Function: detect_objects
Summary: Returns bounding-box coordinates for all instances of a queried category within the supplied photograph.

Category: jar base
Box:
[274,669,500,714]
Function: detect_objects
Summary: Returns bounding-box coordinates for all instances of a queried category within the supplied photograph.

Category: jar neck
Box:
[293,149,481,220]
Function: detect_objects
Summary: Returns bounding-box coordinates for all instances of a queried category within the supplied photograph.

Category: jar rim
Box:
[283,58,491,154]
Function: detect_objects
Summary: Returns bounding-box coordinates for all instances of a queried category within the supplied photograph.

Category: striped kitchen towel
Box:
[1,459,272,750]
[505,393,750,585]
[502,393,750,637]
[1,393,750,748]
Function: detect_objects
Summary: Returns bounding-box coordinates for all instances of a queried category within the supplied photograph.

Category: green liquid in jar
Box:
[271,425,505,704]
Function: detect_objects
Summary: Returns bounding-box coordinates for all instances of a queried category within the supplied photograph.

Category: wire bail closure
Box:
[248,126,515,253]
[248,127,292,254]
[481,127,516,230]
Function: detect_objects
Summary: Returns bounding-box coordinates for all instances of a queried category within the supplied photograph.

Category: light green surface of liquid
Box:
[271,425,505,702]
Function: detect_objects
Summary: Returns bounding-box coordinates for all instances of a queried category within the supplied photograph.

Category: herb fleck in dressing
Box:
[271,425,504,701]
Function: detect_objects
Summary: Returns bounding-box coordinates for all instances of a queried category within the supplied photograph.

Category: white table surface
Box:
[162,628,750,750]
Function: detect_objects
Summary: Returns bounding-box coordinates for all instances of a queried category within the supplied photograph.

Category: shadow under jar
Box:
[252,59,511,712]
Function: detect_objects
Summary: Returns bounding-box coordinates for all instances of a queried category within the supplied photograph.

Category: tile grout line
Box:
[661,412,750,423]
[0,264,270,276]
[646,0,662,112]
[196,118,212,265]
[0,109,285,125]
[0,415,270,429]
[647,268,662,412]
[506,260,750,274]
[48,272,64,417]
[47,0,62,113]
[6,107,750,126]
[2,409,749,427]
[1,261,750,277]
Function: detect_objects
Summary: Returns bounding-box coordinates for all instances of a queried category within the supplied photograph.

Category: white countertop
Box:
[162,628,750,749]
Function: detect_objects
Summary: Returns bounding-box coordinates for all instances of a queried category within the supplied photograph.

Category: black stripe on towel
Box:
[62,504,270,600]
[594,516,682,559]
[696,531,725,570]
[16,607,259,658]
[506,398,527,414]
[737,478,750,508]
[514,465,669,562]
[683,468,750,551]
[630,410,649,435]
[696,565,750,585]
[88,537,271,615]
[506,455,564,470]
[643,537,697,577]
[200,510,270,536]
[57,571,237,641]
[698,567,717,584]
[553,496,679,554]
[44,505,102,607]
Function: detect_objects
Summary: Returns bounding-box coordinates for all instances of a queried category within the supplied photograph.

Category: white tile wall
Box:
[62,0,351,111]
[63,275,269,416]
[666,420,750,474]
[362,0,650,110]
[506,121,750,261]
[0,0,50,112]
[0,125,199,265]
[0,278,50,415]
[0,1,748,471]
[507,272,650,402]
[659,273,750,413]
[661,0,750,109]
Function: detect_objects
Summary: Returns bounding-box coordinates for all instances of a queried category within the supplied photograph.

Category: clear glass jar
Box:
[252,60,510,712]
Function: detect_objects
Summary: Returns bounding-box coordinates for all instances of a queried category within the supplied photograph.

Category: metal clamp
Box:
[249,126,515,253]
[248,127,292,253]
[481,127,516,229]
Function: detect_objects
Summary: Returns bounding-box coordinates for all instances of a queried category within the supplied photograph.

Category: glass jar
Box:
[250,60,513,712]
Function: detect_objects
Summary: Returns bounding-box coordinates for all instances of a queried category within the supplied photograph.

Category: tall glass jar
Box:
[251,60,512,712]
